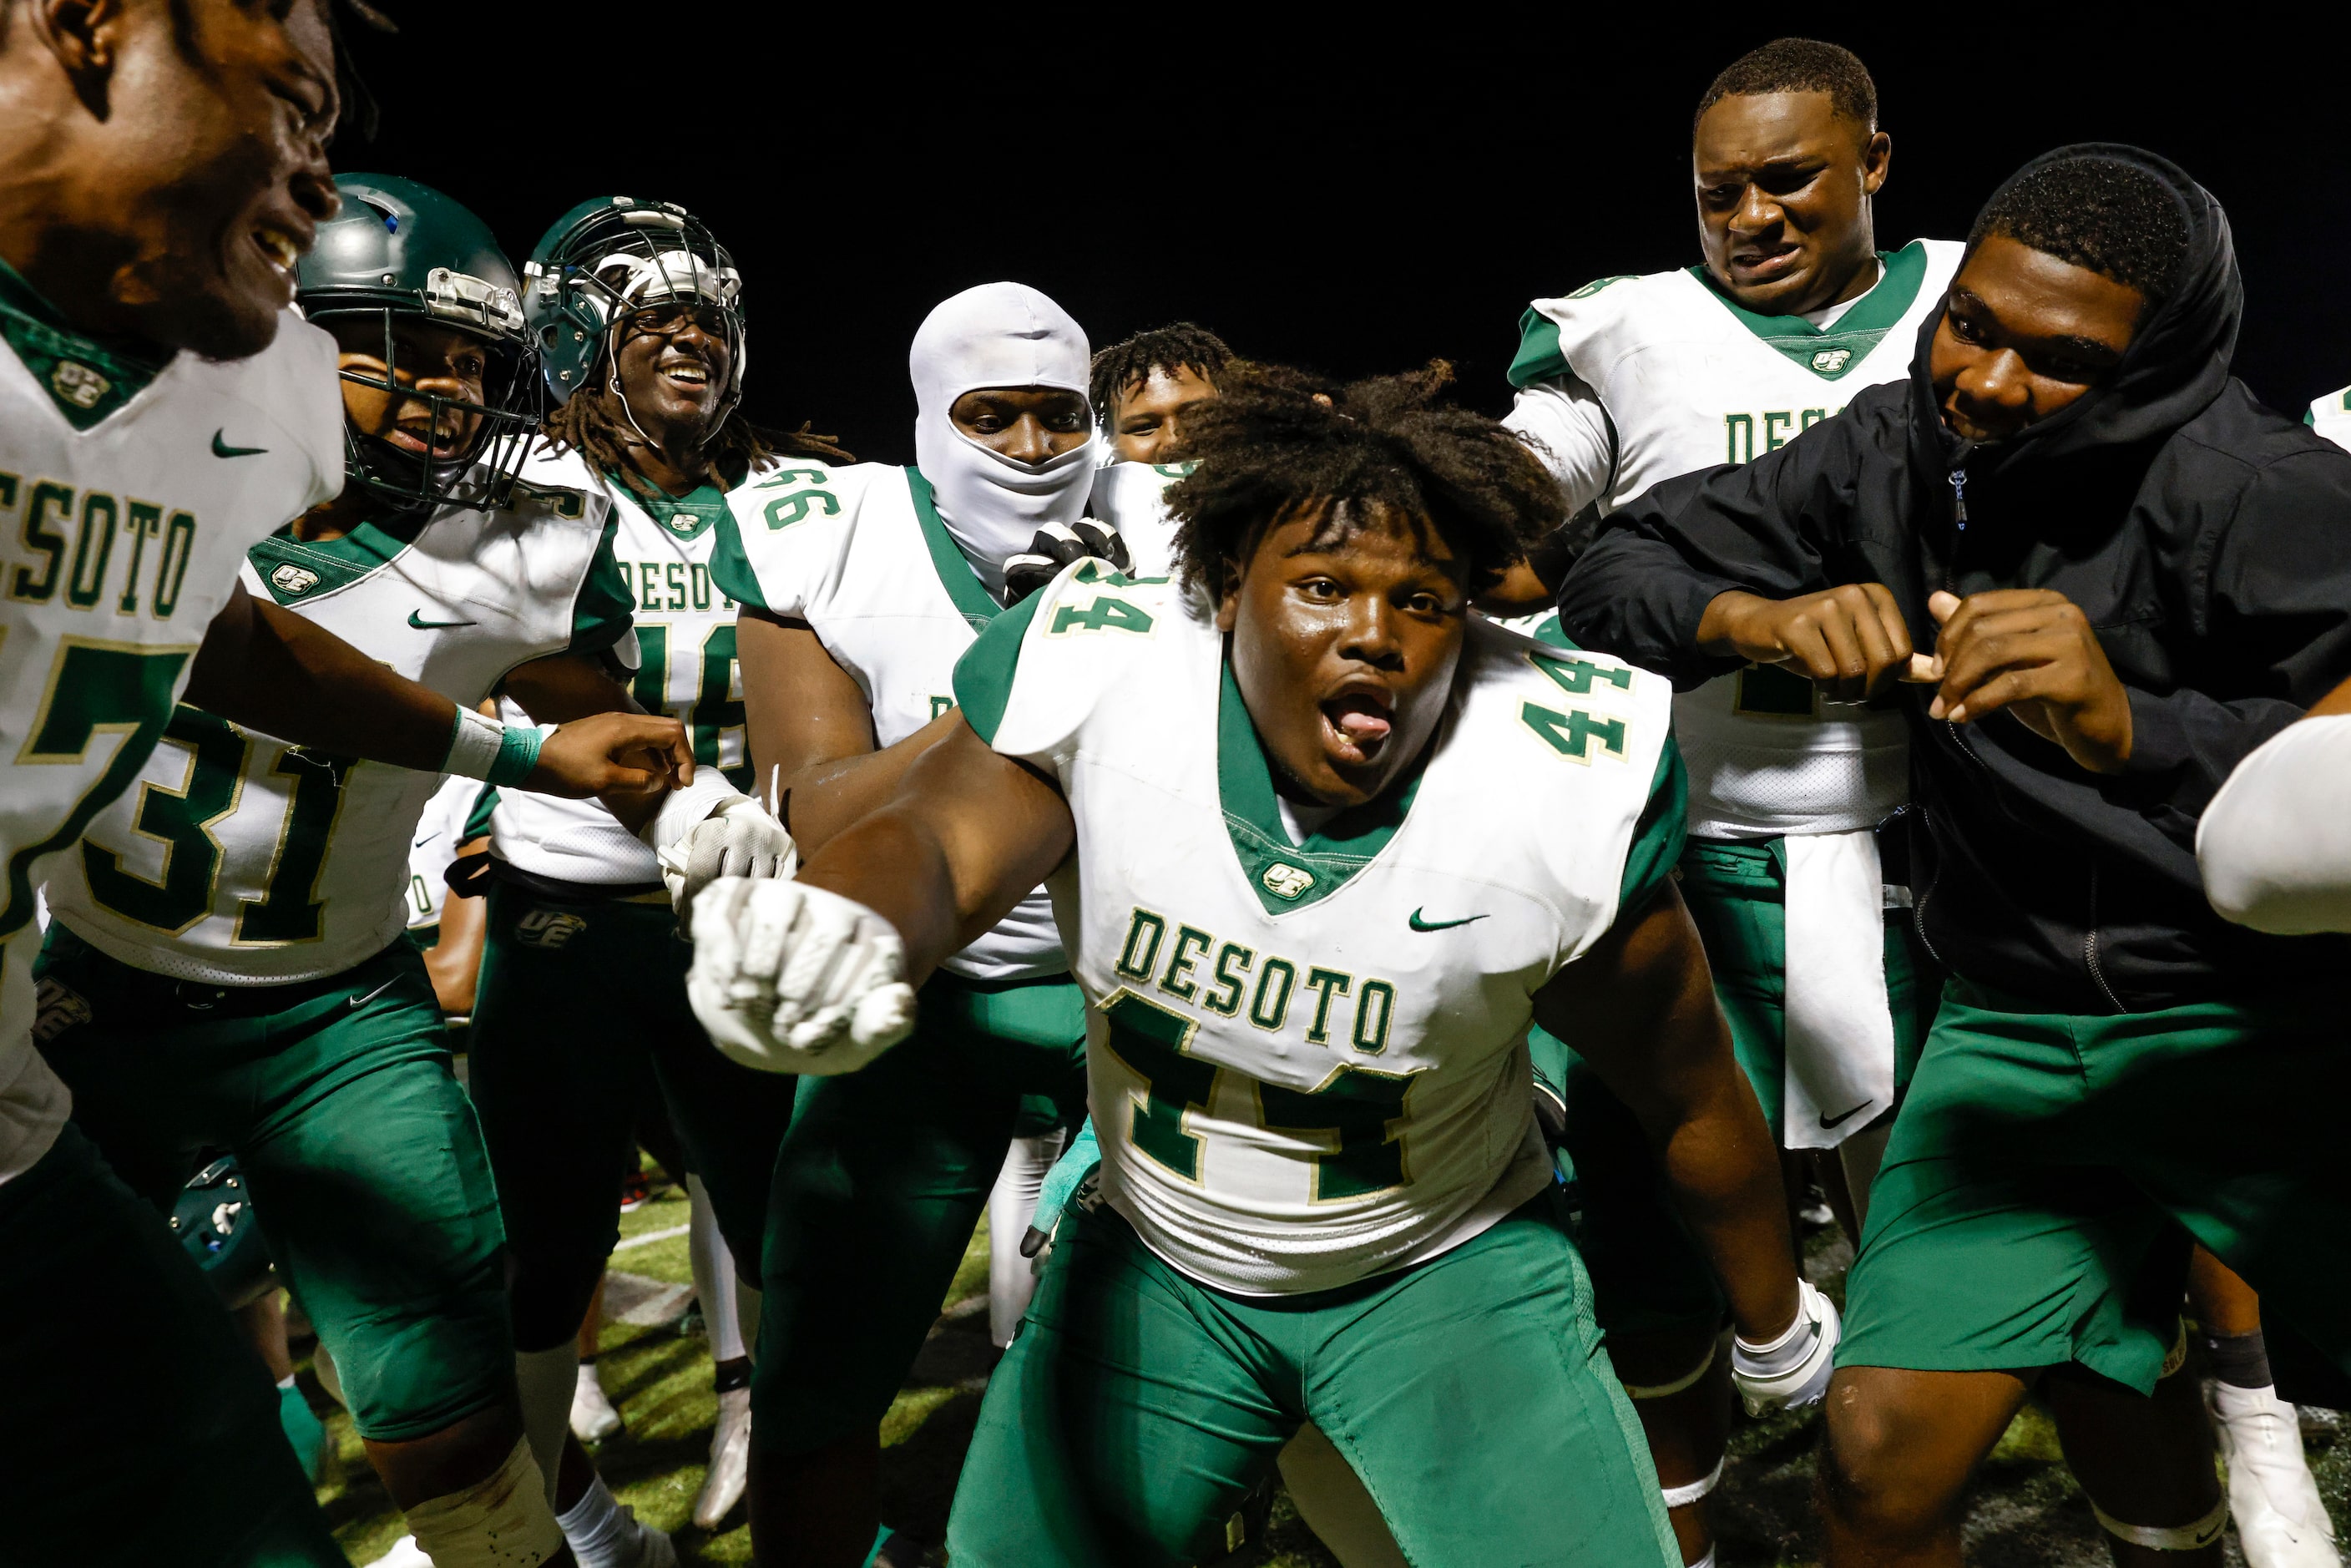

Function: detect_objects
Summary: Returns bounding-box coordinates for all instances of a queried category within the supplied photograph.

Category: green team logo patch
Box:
[1810,348,1853,375]
[513,908,588,949]
[269,564,320,597]
[50,360,109,410]
[1261,862,1316,901]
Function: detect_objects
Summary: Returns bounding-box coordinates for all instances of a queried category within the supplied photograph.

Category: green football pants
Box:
[37,923,510,1442]
[467,883,801,1351]
[1678,837,1938,1144]
[945,1187,1676,1568]
[752,967,1086,1455]
[0,1121,349,1568]
[1841,979,2351,1393]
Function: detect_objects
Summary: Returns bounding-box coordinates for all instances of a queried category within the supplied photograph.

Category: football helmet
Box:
[297,175,539,512]
[523,196,746,421]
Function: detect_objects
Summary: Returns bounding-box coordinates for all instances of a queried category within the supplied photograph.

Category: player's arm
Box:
[1478,373,1614,616]
[736,608,960,852]
[185,582,689,799]
[2200,670,2351,933]
[422,837,489,1016]
[1532,882,1805,1354]
[685,717,1073,1075]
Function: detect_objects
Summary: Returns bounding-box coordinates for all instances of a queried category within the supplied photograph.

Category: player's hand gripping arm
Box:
[686,717,1074,1075]
[186,583,690,799]
[1534,882,1837,1411]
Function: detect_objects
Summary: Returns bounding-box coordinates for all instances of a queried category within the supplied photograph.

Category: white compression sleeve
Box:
[687,1174,745,1364]
[987,1130,1066,1348]
[2198,713,2351,933]
[1501,374,1615,517]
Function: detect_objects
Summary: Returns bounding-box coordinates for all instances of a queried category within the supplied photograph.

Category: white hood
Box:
[910,282,1097,599]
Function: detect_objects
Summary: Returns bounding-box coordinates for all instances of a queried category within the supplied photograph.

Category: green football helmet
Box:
[523,195,746,420]
[296,174,540,512]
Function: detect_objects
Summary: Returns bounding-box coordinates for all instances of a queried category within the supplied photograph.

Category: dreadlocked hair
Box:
[325,0,397,143]
[1165,361,1565,599]
[1089,322,1235,424]
[540,372,853,503]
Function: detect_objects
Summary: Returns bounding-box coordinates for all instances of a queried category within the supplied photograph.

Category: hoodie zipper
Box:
[2083,862,2126,1014]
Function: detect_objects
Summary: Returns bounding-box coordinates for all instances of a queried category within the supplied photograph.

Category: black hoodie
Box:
[1557,144,2351,1014]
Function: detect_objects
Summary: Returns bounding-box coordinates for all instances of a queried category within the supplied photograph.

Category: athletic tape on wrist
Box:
[1625,1337,1719,1401]
[1661,1455,1726,1509]
[402,1436,565,1568]
[1735,1280,1826,1374]
[2090,1495,2227,1552]
[442,707,544,787]
[643,767,746,852]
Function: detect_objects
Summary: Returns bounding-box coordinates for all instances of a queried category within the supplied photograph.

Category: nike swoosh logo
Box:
[211,430,267,458]
[1819,1100,1875,1130]
[413,833,439,848]
[1408,909,1487,932]
[347,975,402,1009]
[409,610,475,630]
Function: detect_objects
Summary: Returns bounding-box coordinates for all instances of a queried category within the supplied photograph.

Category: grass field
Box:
[303,1183,2344,1567]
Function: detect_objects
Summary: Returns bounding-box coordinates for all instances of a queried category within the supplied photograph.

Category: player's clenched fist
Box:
[1698,583,1914,701]
[685,878,918,1075]
[532,711,696,799]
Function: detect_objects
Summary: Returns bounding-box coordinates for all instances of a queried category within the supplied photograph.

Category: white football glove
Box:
[644,771,798,920]
[1731,1277,1841,1415]
[685,878,917,1075]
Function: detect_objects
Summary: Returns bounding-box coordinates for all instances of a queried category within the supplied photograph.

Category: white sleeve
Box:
[2197,713,2351,933]
[1503,374,1615,517]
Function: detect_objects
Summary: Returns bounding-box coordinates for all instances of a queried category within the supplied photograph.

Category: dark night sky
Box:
[339,18,2344,463]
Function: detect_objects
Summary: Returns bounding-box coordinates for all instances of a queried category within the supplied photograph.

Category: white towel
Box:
[1781,828,1896,1150]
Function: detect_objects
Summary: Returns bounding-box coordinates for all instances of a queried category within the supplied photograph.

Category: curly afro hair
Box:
[1165,362,1566,598]
[1089,322,1234,425]
[1970,152,2191,311]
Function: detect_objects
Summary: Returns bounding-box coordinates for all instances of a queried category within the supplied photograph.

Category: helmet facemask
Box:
[322,267,540,514]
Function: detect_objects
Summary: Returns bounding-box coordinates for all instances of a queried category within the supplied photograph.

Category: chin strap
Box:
[2090,1495,2227,1552]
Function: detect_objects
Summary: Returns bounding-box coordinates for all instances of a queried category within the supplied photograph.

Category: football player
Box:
[689,363,1831,1568]
[1562,143,2351,1568]
[465,195,817,1542]
[35,175,711,1568]
[1494,40,1958,1562]
[0,10,682,1566]
[1089,321,1232,463]
[708,281,1115,1566]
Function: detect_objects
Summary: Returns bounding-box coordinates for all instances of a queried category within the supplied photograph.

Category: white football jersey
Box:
[406,774,486,932]
[712,462,1068,982]
[47,471,627,985]
[956,563,1682,1293]
[0,290,341,1181]
[2308,386,2351,453]
[1507,240,1961,840]
[488,444,752,888]
[1085,460,1186,579]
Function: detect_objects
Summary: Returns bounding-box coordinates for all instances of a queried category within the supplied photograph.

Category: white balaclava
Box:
[910,282,1098,599]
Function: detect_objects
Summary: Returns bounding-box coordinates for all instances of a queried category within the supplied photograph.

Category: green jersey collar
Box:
[0,255,168,429]
[619,473,729,542]
[1216,658,1428,916]
[247,512,430,605]
[1688,240,1931,382]
[906,466,1003,629]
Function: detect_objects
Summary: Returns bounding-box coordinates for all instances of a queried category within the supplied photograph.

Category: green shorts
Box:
[0,1122,347,1568]
[37,924,513,1441]
[945,1188,1676,1568]
[753,967,1086,1456]
[1839,980,2351,1393]
[467,882,801,1352]
[1533,1027,1727,1343]
[1679,837,1938,1146]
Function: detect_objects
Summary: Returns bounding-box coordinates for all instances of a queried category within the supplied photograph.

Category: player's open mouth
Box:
[1321,690,1394,765]
[389,413,468,458]
[1732,242,1801,280]
[251,225,304,288]
[660,358,712,395]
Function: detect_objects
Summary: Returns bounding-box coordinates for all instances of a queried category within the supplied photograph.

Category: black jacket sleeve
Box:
[2123,447,2351,832]
[1555,407,1875,690]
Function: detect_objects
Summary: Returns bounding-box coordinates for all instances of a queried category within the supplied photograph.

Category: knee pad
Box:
[1623,1333,1720,1402]
[2091,1495,2227,1553]
[1661,1455,1725,1510]
[403,1436,565,1568]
